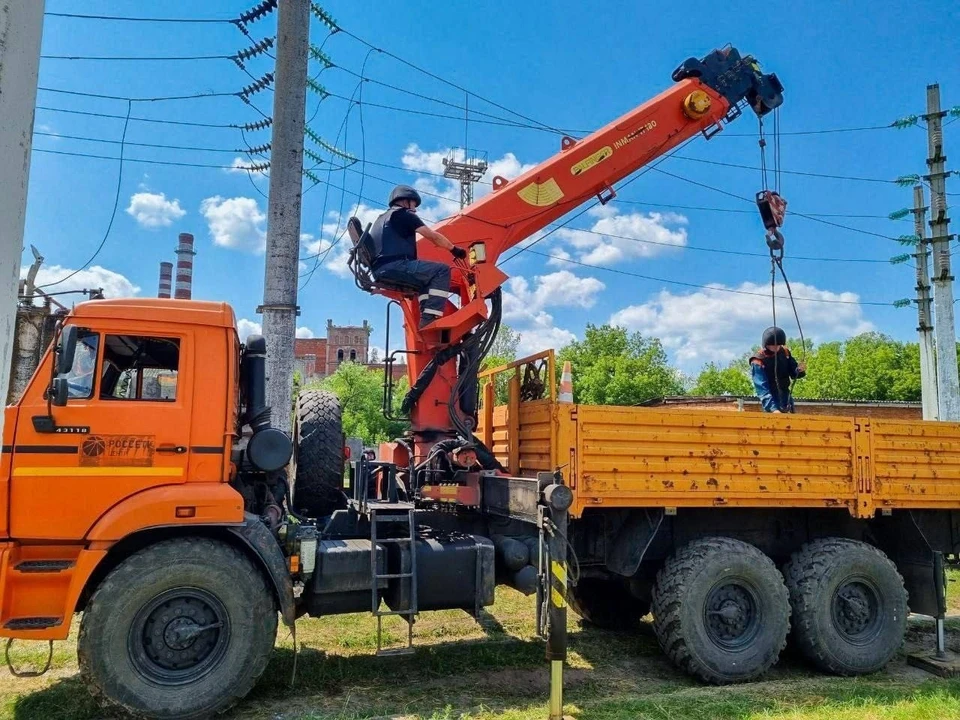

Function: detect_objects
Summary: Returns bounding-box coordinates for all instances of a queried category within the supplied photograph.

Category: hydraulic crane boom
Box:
[350,46,783,481]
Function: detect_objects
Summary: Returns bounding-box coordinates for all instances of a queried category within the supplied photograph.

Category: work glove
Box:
[451,247,467,260]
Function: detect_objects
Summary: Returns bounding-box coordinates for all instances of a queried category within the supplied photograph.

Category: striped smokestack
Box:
[158,262,173,298]
[174,232,196,300]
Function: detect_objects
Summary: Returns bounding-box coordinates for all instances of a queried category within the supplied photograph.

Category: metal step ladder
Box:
[370,503,418,656]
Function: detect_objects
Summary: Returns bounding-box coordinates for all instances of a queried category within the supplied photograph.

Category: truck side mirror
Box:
[58,326,78,376]
[51,377,69,407]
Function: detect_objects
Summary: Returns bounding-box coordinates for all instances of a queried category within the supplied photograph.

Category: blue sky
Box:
[24,0,960,374]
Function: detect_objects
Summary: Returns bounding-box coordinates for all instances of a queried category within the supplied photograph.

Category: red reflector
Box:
[175,506,196,518]
[344,446,351,459]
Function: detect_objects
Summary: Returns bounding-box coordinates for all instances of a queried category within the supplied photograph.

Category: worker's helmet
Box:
[388,185,422,208]
[762,326,787,347]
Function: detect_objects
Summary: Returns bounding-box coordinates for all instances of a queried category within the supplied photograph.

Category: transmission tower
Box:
[443,148,488,209]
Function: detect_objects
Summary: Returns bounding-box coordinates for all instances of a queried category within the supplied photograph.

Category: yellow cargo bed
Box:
[478,352,960,519]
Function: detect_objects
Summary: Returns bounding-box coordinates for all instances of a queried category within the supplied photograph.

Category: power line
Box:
[649,166,900,241]
[338,27,563,135]
[672,154,898,184]
[44,11,232,23]
[527,250,892,306]
[38,101,133,290]
[36,105,244,129]
[38,86,239,103]
[34,131,247,154]
[41,53,231,61]
[31,147,265,171]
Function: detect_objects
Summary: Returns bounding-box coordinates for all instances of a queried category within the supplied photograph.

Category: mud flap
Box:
[227,513,297,627]
[873,511,945,618]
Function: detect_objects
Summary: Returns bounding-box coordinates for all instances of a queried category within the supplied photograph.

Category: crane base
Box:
[907,650,960,677]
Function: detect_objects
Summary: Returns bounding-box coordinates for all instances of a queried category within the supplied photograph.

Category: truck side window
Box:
[99,335,180,401]
[66,331,100,399]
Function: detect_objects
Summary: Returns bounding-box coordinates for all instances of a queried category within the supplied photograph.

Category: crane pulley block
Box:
[756,190,787,231]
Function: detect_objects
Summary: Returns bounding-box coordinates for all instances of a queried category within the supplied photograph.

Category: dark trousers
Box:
[373,258,452,325]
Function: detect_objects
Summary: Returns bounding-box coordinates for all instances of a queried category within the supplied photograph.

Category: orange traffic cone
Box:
[558,361,573,403]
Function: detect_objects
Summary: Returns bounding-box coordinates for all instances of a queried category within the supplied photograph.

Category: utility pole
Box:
[0,0,46,439]
[259,0,311,435]
[913,185,939,420]
[925,84,960,421]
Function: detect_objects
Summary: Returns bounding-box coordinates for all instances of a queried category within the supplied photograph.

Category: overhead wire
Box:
[526,250,891,307]
[38,101,133,290]
[36,105,243,129]
[44,11,232,23]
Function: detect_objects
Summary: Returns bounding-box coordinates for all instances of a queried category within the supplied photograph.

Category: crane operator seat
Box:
[346,216,422,296]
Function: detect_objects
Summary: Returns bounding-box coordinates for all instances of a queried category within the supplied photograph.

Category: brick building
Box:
[294,319,405,382]
[640,395,922,420]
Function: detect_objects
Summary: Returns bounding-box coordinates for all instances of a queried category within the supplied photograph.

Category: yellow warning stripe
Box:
[551,560,567,585]
[551,587,566,608]
[13,467,184,477]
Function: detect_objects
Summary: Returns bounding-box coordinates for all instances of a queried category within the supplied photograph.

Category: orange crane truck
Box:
[0,46,951,720]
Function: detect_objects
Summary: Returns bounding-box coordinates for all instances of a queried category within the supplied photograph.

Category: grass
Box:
[2,575,960,719]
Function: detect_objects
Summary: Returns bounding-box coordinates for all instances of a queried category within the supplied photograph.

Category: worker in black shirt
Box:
[369,185,467,329]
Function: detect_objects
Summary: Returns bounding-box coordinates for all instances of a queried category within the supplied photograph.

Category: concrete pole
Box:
[259,0,311,435]
[925,85,960,421]
[913,185,939,420]
[0,1,46,436]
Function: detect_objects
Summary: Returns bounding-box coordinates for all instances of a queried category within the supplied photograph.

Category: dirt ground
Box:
[2,578,960,720]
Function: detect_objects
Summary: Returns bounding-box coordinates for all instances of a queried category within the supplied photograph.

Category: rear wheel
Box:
[293,389,348,517]
[78,538,277,719]
[783,538,907,675]
[652,537,790,684]
[569,578,650,629]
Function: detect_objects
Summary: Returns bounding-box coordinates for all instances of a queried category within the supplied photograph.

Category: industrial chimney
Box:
[158,262,173,298]
[174,233,196,300]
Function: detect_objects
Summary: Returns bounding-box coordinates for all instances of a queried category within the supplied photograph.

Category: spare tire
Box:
[293,390,348,517]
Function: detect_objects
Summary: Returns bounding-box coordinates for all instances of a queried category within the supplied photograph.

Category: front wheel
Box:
[78,538,278,719]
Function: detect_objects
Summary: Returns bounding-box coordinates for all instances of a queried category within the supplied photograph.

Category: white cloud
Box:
[501,270,603,357]
[610,281,874,371]
[126,192,186,229]
[22,264,139,303]
[200,196,267,253]
[301,203,381,279]
[506,270,605,311]
[296,326,314,339]
[552,205,687,266]
[237,319,262,342]
[546,248,572,267]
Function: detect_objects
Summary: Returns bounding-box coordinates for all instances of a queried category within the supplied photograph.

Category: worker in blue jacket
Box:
[750,326,806,413]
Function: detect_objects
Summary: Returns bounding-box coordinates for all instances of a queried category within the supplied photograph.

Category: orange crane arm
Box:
[376,47,783,450]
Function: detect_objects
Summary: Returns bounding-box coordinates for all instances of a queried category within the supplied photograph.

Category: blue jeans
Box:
[373,258,452,324]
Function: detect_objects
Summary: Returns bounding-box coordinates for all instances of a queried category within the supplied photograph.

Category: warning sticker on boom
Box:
[80,435,155,467]
[570,146,613,176]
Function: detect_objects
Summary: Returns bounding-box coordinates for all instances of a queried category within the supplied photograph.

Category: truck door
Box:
[10,329,193,540]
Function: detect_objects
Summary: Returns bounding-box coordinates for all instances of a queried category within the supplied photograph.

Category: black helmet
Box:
[762,326,787,347]
[388,184,421,208]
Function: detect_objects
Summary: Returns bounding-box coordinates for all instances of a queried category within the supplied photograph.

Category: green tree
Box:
[307,362,409,445]
[792,332,921,401]
[481,323,521,404]
[691,361,753,396]
[557,324,684,405]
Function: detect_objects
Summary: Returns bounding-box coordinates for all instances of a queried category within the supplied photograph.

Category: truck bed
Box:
[480,398,960,520]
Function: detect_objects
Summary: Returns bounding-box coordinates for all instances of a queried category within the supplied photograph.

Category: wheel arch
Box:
[76,515,296,627]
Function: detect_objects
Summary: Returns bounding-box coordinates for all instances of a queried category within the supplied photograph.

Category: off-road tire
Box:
[293,389,347,517]
[652,537,790,684]
[78,538,277,720]
[782,538,907,675]
[569,578,650,630]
